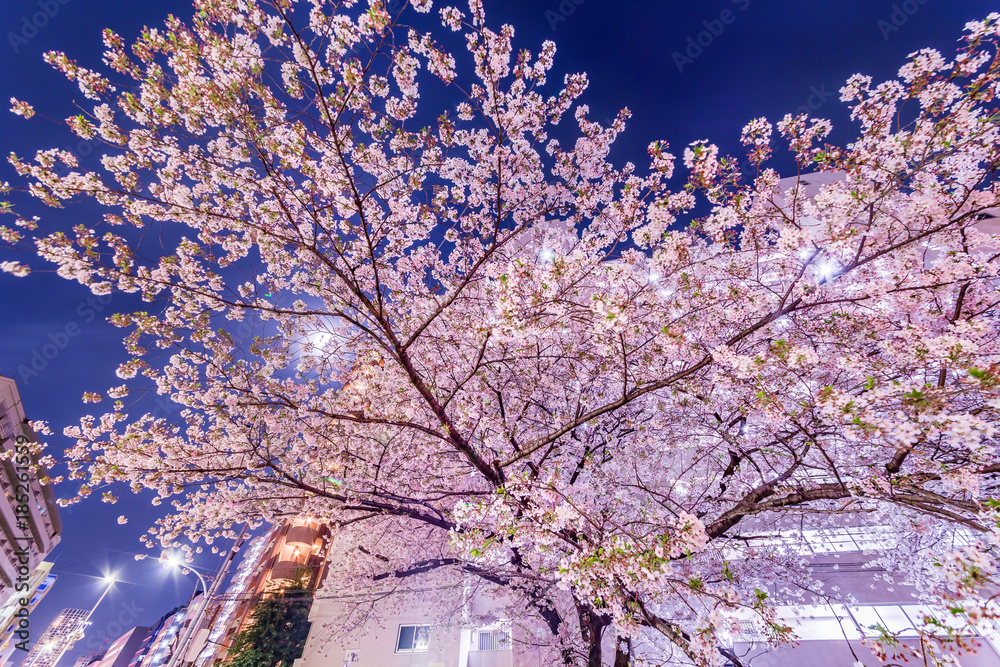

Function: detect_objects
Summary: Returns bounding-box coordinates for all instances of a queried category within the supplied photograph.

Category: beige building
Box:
[0,562,55,666]
[293,587,542,667]
[0,376,61,588]
[188,518,331,666]
[0,375,61,666]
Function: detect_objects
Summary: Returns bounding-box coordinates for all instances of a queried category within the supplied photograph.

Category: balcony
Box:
[284,524,320,548]
[269,559,305,582]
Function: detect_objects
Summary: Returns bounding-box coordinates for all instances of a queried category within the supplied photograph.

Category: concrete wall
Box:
[296,598,461,667]
[294,596,542,667]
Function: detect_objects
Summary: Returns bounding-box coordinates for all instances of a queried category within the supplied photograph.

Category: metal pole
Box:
[190,525,248,667]
[165,566,209,667]
[164,525,248,667]
[50,580,114,667]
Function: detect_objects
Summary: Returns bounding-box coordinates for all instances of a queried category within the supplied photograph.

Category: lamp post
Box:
[50,575,115,667]
[162,557,210,667]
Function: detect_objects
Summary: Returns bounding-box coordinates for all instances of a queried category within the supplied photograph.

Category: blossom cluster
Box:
[3,1,1000,664]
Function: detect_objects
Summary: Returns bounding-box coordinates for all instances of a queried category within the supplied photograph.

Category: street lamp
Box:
[162,556,210,667]
[50,575,115,667]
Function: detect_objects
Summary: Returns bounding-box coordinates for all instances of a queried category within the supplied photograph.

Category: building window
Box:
[474,622,511,651]
[395,625,430,653]
[0,408,12,440]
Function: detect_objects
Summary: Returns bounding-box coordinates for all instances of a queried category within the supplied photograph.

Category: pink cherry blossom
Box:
[2,3,999,665]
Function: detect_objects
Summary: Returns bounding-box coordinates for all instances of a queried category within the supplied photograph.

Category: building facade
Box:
[188,518,330,667]
[0,376,61,667]
[294,594,531,667]
[0,562,55,666]
[126,611,176,667]
[89,627,150,667]
[69,644,106,667]
[20,609,89,667]
[0,375,61,600]
[135,607,185,667]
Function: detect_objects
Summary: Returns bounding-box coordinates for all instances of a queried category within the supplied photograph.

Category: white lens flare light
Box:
[817,261,837,281]
[302,329,333,349]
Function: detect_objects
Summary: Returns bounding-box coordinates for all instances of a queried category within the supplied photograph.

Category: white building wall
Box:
[294,595,541,667]
[0,376,61,603]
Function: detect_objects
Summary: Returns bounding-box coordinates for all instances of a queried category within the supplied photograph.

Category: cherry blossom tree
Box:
[3,1,1000,665]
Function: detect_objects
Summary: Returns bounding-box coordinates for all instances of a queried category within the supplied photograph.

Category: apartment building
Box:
[20,609,89,667]
[187,518,331,666]
[135,607,185,667]
[0,375,61,667]
[0,562,55,666]
[0,376,61,592]
[294,592,535,667]
[88,627,151,667]
[126,611,177,667]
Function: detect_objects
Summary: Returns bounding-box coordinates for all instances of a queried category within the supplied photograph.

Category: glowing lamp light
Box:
[161,553,185,570]
[817,261,837,281]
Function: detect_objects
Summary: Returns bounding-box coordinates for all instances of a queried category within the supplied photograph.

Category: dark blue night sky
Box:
[0,0,996,664]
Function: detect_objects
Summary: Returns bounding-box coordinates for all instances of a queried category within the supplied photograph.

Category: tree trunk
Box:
[577,604,610,667]
[613,635,633,667]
